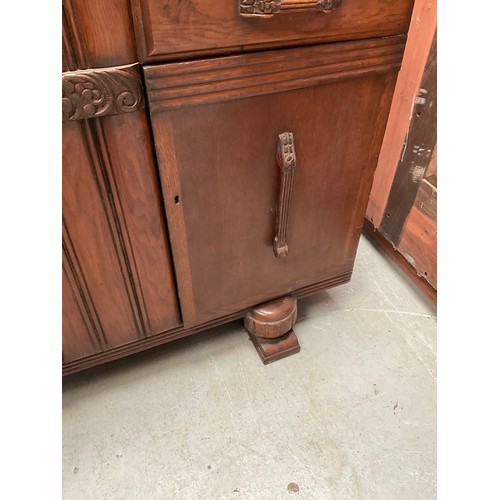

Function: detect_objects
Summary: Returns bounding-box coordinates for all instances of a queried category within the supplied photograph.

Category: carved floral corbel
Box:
[62,64,144,121]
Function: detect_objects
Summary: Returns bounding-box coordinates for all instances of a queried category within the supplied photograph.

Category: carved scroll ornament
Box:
[240,0,342,17]
[62,64,144,121]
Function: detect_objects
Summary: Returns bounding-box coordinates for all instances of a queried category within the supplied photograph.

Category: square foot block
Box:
[248,329,300,365]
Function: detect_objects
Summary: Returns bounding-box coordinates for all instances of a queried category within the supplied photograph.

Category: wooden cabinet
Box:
[62,0,416,374]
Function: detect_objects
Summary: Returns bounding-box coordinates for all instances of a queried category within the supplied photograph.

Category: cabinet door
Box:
[145,37,405,327]
[62,110,182,367]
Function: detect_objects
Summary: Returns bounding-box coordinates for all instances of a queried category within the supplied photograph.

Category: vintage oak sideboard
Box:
[62,0,415,374]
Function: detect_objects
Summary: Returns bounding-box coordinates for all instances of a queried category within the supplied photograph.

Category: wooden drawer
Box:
[132,0,414,62]
[144,36,405,327]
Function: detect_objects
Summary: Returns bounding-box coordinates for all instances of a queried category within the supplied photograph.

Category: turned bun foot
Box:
[244,296,300,364]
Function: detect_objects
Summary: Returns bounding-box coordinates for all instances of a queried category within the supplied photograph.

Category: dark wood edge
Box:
[62,270,352,375]
[379,32,436,245]
[363,218,436,304]
[128,0,150,64]
[148,115,198,326]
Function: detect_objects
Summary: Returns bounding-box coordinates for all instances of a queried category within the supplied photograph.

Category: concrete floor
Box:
[62,236,437,499]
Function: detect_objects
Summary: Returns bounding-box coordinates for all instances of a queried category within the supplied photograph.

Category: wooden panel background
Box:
[380,33,436,245]
[399,207,437,288]
[364,0,437,297]
[366,0,436,228]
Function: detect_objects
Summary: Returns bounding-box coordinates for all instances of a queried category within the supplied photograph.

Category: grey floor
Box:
[62,236,437,500]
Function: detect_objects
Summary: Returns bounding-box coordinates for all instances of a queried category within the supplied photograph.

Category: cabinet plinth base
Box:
[244,296,300,364]
[248,329,300,365]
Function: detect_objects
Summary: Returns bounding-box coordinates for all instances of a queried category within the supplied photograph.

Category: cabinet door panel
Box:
[100,112,182,336]
[145,38,403,327]
[62,112,182,364]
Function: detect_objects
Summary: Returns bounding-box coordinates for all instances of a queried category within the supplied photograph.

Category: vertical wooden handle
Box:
[274,132,296,258]
[240,0,342,18]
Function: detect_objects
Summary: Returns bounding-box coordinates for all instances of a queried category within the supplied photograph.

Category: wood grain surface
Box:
[414,176,437,222]
[145,35,406,113]
[62,0,137,70]
[398,207,437,288]
[363,219,436,303]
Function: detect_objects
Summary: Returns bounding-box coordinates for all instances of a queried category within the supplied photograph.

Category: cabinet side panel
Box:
[62,255,102,362]
[62,0,137,69]
[100,111,182,335]
[63,121,141,349]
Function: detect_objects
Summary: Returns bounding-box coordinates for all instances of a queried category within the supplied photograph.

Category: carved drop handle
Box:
[273,132,296,258]
[240,0,342,18]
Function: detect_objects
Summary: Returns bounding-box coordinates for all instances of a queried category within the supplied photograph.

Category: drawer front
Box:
[132,0,414,62]
[145,37,405,327]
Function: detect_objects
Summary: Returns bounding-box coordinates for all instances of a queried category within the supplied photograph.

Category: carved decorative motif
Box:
[240,0,341,17]
[62,64,144,121]
[277,132,296,172]
[240,0,280,16]
[274,132,297,258]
